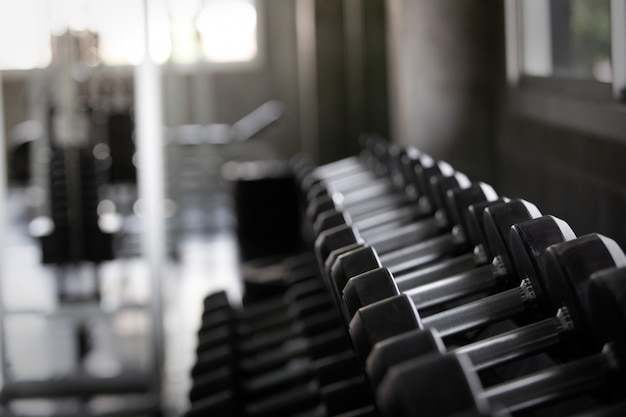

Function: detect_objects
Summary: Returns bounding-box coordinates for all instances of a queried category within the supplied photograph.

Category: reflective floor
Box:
[1,183,243,416]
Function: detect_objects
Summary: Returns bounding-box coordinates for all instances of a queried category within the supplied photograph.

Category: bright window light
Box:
[196,0,258,63]
[0,0,51,70]
[520,0,613,82]
[87,0,147,65]
[0,0,258,69]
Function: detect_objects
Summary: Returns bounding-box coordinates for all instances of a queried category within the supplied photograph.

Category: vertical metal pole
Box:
[191,71,215,125]
[504,0,520,85]
[135,0,166,405]
[0,71,8,390]
[343,0,365,150]
[611,0,626,99]
[296,0,319,161]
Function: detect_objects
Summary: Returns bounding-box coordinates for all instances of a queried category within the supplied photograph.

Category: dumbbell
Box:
[315,172,476,288]
[189,325,355,405]
[329,199,540,334]
[193,295,380,413]
[299,142,401,205]
[309,149,439,237]
[191,183,492,404]
[197,288,334,347]
[307,154,456,231]
[191,324,375,415]
[375,262,626,417]
[192,297,378,412]
[191,347,363,402]
[189,374,375,417]
[340,198,509,317]
[308,162,474,276]
[193,287,340,375]
[192,268,351,379]
[192,309,378,412]
[195,294,348,376]
[198,262,334,340]
[316,180,494,329]
[317,176,492,270]
[308,146,437,228]
[304,144,454,222]
[365,227,624,387]
[347,208,578,362]
[242,373,373,417]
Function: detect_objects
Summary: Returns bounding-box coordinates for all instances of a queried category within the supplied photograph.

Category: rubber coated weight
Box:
[374,246,626,417]
[342,192,505,318]
[348,208,583,363]
[365,225,613,388]
[320,174,479,318]
[315,172,471,267]
[327,195,526,309]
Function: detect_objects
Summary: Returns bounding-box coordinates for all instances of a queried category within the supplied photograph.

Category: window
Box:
[0,1,51,70]
[520,0,612,82]
[507,0,625,98]
[196,0,258,63]
[505,0,626,141]
[0,0,259,70]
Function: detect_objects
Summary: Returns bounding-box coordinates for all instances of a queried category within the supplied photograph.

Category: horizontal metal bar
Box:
[1,371,152,400]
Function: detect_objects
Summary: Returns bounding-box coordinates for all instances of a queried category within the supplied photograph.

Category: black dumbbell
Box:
[331,199,540,329]
[191,329,374,415]
[340,198,510,318]
[307,153,456,228]
[348,208,576,362]
[193,286,338,374]
[194,297,347,383]
[199,265,332,339]
[190,182,482,410]
[189,328,353,405]
[191,348,363,402]
[310,148,452,235]
[315,178,487,327]
[320,180,495,277]
[190,374,376,417]
[192,310,375,413]
[309,148,439,237]
[309,164,469,279]
[365,225,622,387]
[315,172,476,290]
[309,155,456,235]
[192,301,378,410]
[300,141,401,204]
[375,262,626,417]
[242,374,373,417]
[197,288,335,349]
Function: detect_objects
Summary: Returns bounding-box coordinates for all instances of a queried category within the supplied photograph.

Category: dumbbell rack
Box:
[191,137,626,417]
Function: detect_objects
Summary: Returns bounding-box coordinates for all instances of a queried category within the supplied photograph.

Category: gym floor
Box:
[1,180,243,416]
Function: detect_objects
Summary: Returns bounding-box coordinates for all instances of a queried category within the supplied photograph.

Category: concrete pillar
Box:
[386,0,501,181]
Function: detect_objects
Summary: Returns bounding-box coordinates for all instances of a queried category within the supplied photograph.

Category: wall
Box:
[385,0,503,182]
[296,0,389,164]
[499,114,626,248]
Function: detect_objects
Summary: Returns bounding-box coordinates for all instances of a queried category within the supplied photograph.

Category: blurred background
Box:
[0,0,624,416]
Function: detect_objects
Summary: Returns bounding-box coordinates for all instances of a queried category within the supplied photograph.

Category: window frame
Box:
[504,0,626,144]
